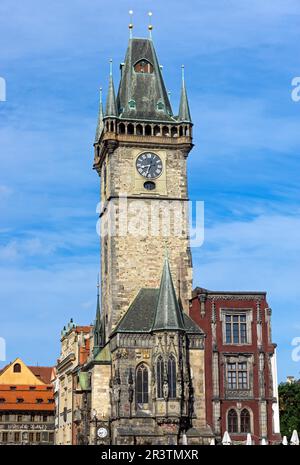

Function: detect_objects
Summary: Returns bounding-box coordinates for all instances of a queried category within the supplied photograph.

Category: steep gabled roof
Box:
[116,38,174,122]
[113,259,204,336]
[114,288,159,333]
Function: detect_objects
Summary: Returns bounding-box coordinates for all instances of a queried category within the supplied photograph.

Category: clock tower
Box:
[94,37,194,337]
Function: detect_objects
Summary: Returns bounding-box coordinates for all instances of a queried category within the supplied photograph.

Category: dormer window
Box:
[128,99,136,109]
[157,100,164,111]
[134,59,153,74]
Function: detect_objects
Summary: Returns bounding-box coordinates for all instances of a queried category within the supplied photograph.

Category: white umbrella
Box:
[210,438,215,445]
[182,433,188,445]
[246,433,252,445]
[222,431,232,445]
[261,438,267,445]
[290,430,299,446]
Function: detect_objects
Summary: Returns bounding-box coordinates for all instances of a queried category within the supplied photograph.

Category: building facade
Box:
[55,320,91,445]
[189,288,281,444]
[0,358,55,445]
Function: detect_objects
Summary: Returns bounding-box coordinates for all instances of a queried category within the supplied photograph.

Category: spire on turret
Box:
[105,59,117,117]
[94,87,104,143]
[93,275,105,356]
[152,256,185,331]
[178,65,192,123]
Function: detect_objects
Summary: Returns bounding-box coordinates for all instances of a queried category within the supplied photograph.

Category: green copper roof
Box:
[94,343,111,362]
[78,372,90,391]
[113,288,159,333]
[152,257,185,331]
[93,284,105,357]
[112,258,204,335]
[105,72,117,117]
[178,74,192,123]
[116,38,174,122]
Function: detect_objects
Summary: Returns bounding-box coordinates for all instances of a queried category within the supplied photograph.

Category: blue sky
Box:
[0,0,300,381]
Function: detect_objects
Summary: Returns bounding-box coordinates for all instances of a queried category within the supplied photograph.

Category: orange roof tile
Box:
[0,385,54,411]
[28,366,53,384]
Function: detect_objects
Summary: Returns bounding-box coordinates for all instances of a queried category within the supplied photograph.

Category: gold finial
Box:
[129,10,133,38]
[148,11,153,39]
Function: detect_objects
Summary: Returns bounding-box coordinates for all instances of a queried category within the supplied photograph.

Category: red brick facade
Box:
[189,287,281,444]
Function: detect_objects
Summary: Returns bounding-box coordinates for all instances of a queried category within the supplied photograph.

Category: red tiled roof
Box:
[28,366,53,384]
[75,326,91,334]
[0,385,54,411]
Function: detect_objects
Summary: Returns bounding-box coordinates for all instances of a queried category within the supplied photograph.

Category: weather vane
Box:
[148,11,153,39]
[129,10,133,38]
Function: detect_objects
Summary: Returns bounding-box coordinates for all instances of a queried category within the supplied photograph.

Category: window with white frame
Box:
[227,361,248,389]
[225,314,247,344]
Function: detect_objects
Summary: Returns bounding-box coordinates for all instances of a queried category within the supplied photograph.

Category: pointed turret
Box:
[178,65,192,123]
[93,277,105,357]
[94,87,104,143]
[117,38,174,121]
[105,59,117,117]
[152,257,185,331]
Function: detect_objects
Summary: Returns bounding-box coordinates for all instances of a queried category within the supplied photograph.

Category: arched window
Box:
[134,60,153,74]
[156,356,164,399]
[171,126,178,137]
[228,409,238,433]
[118,122,125,134]
[168,355,176,399]
[127,123,134,135]
[145,125,152,136]
[153,125,160,136]
[136,124,143,136]
[13,363,21,373]
[136,364,149,404]
[241,409,251,433]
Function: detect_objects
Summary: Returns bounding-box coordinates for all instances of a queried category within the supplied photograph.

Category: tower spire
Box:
[93,274,105,356]
[94,87,104,143]
[178,64,192,123]
[152,256,185,331]
[105,59,117,117]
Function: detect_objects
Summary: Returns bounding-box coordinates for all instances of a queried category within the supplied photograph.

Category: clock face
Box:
[97,427,108,439]
[136,152,163,179]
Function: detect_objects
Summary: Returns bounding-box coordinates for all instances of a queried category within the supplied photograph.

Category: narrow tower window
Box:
[168,355,177,399]
[156,356,164,399]
[228,409,238,433]
[136,364,149,405]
